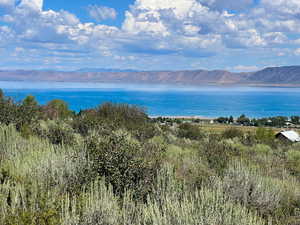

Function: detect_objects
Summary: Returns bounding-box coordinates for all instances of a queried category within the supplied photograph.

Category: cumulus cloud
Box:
[18,0,43,11]
[0,0,300,70]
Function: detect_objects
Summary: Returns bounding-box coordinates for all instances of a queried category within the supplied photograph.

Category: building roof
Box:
[277,130,300,142]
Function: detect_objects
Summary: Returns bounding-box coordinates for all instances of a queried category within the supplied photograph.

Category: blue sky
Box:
[0,0,300,71]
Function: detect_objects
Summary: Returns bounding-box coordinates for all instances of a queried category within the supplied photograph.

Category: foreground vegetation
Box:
[0,90,300,224]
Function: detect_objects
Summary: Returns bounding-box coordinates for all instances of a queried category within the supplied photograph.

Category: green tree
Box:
[0,89,4,100]
[18,95,40,128]
[237,114,250,126]
[215,117,229,124]
[291,116,300,125]
[43,99,72,120]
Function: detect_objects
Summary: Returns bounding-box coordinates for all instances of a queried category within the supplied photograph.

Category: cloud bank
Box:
[0,0,299,70]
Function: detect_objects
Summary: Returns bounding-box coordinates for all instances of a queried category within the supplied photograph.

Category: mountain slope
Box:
[0,66,300,86]
[245,66,300,84]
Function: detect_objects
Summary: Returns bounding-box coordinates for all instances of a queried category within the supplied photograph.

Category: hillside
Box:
[1,66,300,86]
[245,66,300,84]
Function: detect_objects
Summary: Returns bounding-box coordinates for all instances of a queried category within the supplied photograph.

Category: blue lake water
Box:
[1,81,300,118]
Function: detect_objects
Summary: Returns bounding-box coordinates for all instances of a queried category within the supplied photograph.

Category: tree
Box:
[22,95,38,108]
[43,99,72,120]
[237,114,250,126]
[215,117,229,124]
[16,95,40,131]
[291,116,300,125]
[229,116,234,124]
[0,89,4,100]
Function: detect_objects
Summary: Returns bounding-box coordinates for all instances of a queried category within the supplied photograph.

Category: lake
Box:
[1,81,300,118]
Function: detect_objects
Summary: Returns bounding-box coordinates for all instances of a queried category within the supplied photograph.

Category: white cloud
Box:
[18,0,43,11]
[0,0,13,7]
[294,48,300,56]
[88,5,117,22]
[1,0,300,70]
[233,65,259,72]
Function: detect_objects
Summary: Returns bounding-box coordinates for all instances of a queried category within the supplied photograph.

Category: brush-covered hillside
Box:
[0,90,300,225]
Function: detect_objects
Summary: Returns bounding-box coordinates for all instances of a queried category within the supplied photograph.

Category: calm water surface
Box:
[1,81,300,118]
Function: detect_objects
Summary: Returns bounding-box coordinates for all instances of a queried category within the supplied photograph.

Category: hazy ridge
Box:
[1,66,300,86]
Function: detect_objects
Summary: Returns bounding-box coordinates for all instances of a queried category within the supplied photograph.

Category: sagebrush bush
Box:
[222,127,244,139]
[32,120,82,146]
[177,123,205,140]
[86,129,165,199]
[216,161,300,223]
[62,166,265,225]
[218,162,283,215]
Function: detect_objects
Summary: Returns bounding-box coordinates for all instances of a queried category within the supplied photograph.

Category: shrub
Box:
[33,120,82,146]
[216,161,300,223]
[222,127,244,139]
[62,167,265,225]
[74,103,157,141]
[86,130,165,199]
[42,99,73,120]
[255,127,275,144]
[177,123,205,140]
[219,162,283,215]
[199,138,240,175]
[286,150,300,176]
[166,145,214,186]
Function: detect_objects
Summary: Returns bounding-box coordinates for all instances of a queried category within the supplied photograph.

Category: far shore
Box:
[149,116,216,120]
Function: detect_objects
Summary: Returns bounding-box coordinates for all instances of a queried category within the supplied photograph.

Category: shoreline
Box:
[149,116,216,120]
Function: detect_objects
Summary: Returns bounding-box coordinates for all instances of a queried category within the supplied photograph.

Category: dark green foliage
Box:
[291,116,300,125]
[74,103,157,141]
[177,123,205,140]
[86,130,165,199]
[215,117,229,124]
[0,94,39,130]
[17,95,40,129]
[237,114,250,126]
[0,96,19,125]
[0,89,4,100]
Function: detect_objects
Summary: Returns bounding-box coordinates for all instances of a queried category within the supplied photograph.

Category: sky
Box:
[0,0,300,71]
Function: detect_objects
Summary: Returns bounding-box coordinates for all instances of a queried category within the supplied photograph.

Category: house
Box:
[275,130,300,142]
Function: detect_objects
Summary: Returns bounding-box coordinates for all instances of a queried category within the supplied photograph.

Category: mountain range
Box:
[0,66,300,86]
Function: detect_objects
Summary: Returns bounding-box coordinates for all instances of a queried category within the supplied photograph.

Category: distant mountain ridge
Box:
[76,68,139,73]
[0,66,300,86]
